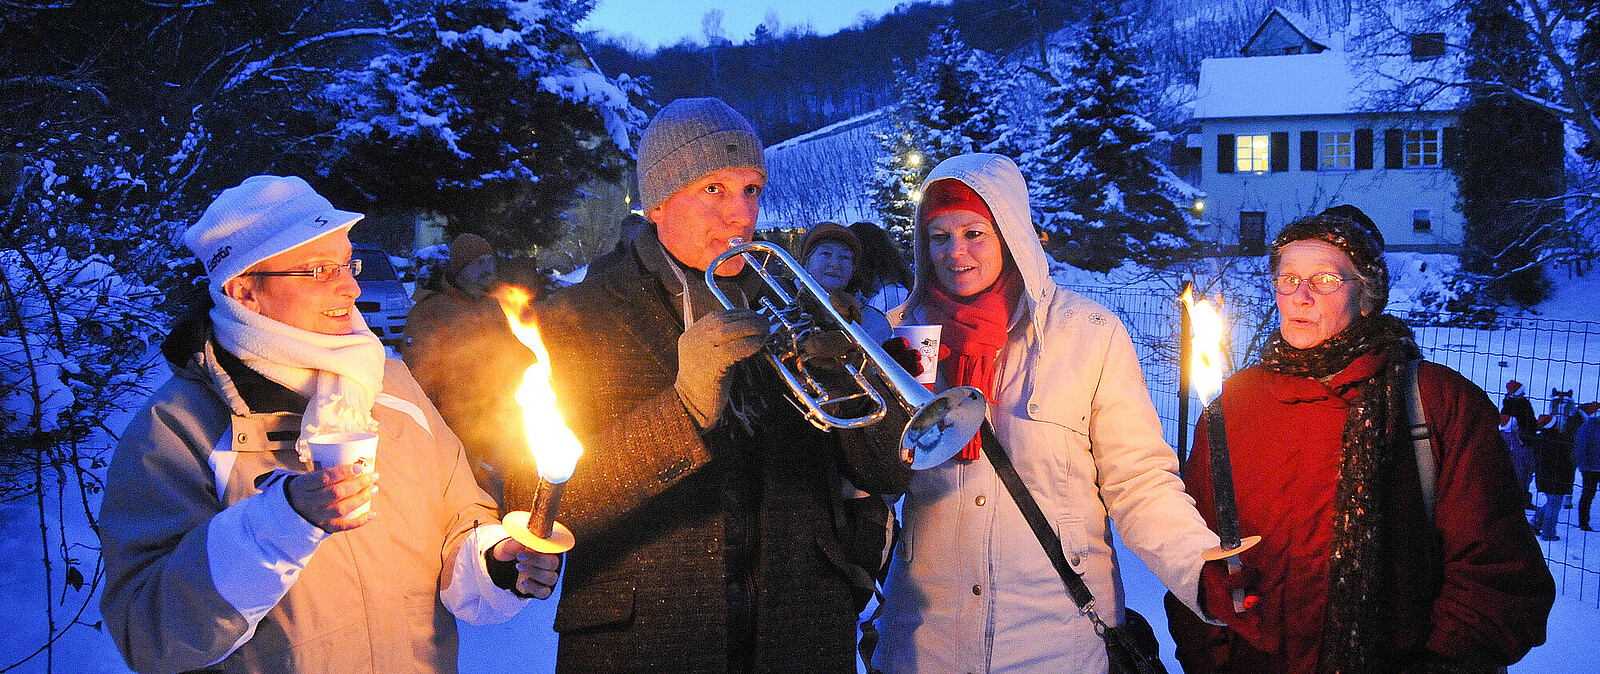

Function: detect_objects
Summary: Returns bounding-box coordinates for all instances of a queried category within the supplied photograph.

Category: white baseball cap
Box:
[184,175,364,284]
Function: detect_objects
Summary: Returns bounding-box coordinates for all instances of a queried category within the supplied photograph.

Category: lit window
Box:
[1414,208,1432,232]
[1236,134,1270,172]
[1320,131,1352,169]
[1405,130,1440,167]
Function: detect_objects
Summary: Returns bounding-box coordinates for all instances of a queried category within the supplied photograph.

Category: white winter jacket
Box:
[100,336,526,674]
[874,153,1220,673]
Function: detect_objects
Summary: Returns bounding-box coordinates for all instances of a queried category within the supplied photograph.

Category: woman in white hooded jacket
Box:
[874,153,1224,672]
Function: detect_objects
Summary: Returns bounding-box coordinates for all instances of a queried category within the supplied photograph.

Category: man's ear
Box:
[646,204,666,225]
[222,277,259,312]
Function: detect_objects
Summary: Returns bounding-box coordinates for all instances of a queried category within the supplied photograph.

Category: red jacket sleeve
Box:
[1421,363,1554,663]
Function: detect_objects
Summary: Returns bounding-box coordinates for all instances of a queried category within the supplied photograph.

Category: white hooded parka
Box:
[875,153,1221,673]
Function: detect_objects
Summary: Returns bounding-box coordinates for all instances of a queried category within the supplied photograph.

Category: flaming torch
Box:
[494,287,581,554]
[1182,284,1260,612]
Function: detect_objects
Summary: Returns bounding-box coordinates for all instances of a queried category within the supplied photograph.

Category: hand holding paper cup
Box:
[307,432,379,517]
[892,325,943,385]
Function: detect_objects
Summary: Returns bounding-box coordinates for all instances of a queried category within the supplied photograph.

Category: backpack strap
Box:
[1407,358,1437,520]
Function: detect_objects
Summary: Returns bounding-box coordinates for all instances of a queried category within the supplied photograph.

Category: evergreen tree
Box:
[870,118,935,239]
[1024,7,1197,272]
[1456,0,1564,306]
[869,20,1021,240]
[315,0,647,252]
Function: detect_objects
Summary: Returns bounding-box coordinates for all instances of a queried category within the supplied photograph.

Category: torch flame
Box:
[494,287,583,484]
[1182,284,1227,407]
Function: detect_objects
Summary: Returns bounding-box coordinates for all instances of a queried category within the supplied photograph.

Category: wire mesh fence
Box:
[1064,284,1600,606]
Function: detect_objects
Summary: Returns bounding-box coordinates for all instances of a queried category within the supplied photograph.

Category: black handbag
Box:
[979,422,1168,674]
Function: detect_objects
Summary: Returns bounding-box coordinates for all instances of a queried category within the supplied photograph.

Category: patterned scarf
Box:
[1258,313,1420,674]
[923,269,1021,460]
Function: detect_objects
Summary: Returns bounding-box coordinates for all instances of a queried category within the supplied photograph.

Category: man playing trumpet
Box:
[519,97,912,672]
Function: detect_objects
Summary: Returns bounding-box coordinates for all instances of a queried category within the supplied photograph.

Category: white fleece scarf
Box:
[210,287,386,463]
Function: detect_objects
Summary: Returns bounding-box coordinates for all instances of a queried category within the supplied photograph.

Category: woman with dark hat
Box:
[799,221,894,340]
[873,154,1223,672]
[1167,206,1555,673]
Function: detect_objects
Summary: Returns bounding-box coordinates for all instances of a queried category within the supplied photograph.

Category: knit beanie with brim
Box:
[448,232,494,275]
[800,222,861,261]
[1270,204,1388,313]
[637,98,766,213]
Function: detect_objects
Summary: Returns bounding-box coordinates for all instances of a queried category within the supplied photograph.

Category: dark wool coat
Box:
[1535,418,1578,496]
[528,232,911,673]
[1169,350,1553,673]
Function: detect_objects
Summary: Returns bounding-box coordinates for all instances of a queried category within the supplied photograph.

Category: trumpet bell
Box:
[904,385,988,469]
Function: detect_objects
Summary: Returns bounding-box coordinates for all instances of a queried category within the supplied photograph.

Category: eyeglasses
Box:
[1273,272,1346,295]
[242,259,362,283]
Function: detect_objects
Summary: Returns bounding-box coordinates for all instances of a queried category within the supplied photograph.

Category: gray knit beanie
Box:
[637,98,766,213]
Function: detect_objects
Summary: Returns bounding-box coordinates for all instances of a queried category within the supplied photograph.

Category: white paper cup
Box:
[307,432,379,517]
[893,324,943,384]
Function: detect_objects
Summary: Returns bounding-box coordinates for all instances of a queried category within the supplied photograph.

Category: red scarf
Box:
[923,270,1021,460]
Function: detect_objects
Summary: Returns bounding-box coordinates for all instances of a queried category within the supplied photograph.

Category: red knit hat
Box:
[919,179,994,225]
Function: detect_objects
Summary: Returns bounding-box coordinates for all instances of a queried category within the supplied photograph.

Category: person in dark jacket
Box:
[1502,380,1538,508]
[1575,402,1600,531]
[1532,391,1579,540]
[403,233,533,502]
[519,98,912,672]
[1167,205,1553,673]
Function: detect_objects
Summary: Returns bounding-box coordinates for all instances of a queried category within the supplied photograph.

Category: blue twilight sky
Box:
[580,0,924,50]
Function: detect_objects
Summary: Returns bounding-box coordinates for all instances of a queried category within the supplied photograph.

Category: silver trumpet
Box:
[705,238,987,469]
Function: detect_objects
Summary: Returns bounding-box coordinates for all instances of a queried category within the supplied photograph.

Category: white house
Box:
[1190,8,1461,254]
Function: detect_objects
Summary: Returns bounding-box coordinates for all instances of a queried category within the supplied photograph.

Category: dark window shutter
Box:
[1217,134,1235,173]
[1270,132,1289,172]
[1385,128,1404,168]
[1354,128,1374,169]
[1442,126,1460,168]
[1300,130,1319,171]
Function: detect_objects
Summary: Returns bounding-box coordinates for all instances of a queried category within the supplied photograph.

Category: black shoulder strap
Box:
[979,421,1097,611]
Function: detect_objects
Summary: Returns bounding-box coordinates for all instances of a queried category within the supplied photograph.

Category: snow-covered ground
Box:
[5,259,1598,673]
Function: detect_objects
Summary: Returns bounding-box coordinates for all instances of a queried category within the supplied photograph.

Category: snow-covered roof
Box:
[1192,50,1455,119]
[1242,7,1328,55]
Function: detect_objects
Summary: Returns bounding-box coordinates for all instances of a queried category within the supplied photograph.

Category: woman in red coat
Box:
[1167,206,1554,673]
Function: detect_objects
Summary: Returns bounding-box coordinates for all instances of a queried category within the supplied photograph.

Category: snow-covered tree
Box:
[1024,7,1197,273]
[1353,0,1600,305]
[314,0,648,252]
[870,20,1023,240]
[1456,0,1565,306]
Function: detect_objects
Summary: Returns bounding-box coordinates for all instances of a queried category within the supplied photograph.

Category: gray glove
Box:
[676,308,770,430]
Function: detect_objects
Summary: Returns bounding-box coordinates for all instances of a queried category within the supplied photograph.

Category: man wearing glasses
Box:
[98,175,561,673]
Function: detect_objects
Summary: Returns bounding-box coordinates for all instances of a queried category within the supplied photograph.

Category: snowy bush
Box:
[0,142,177,669]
